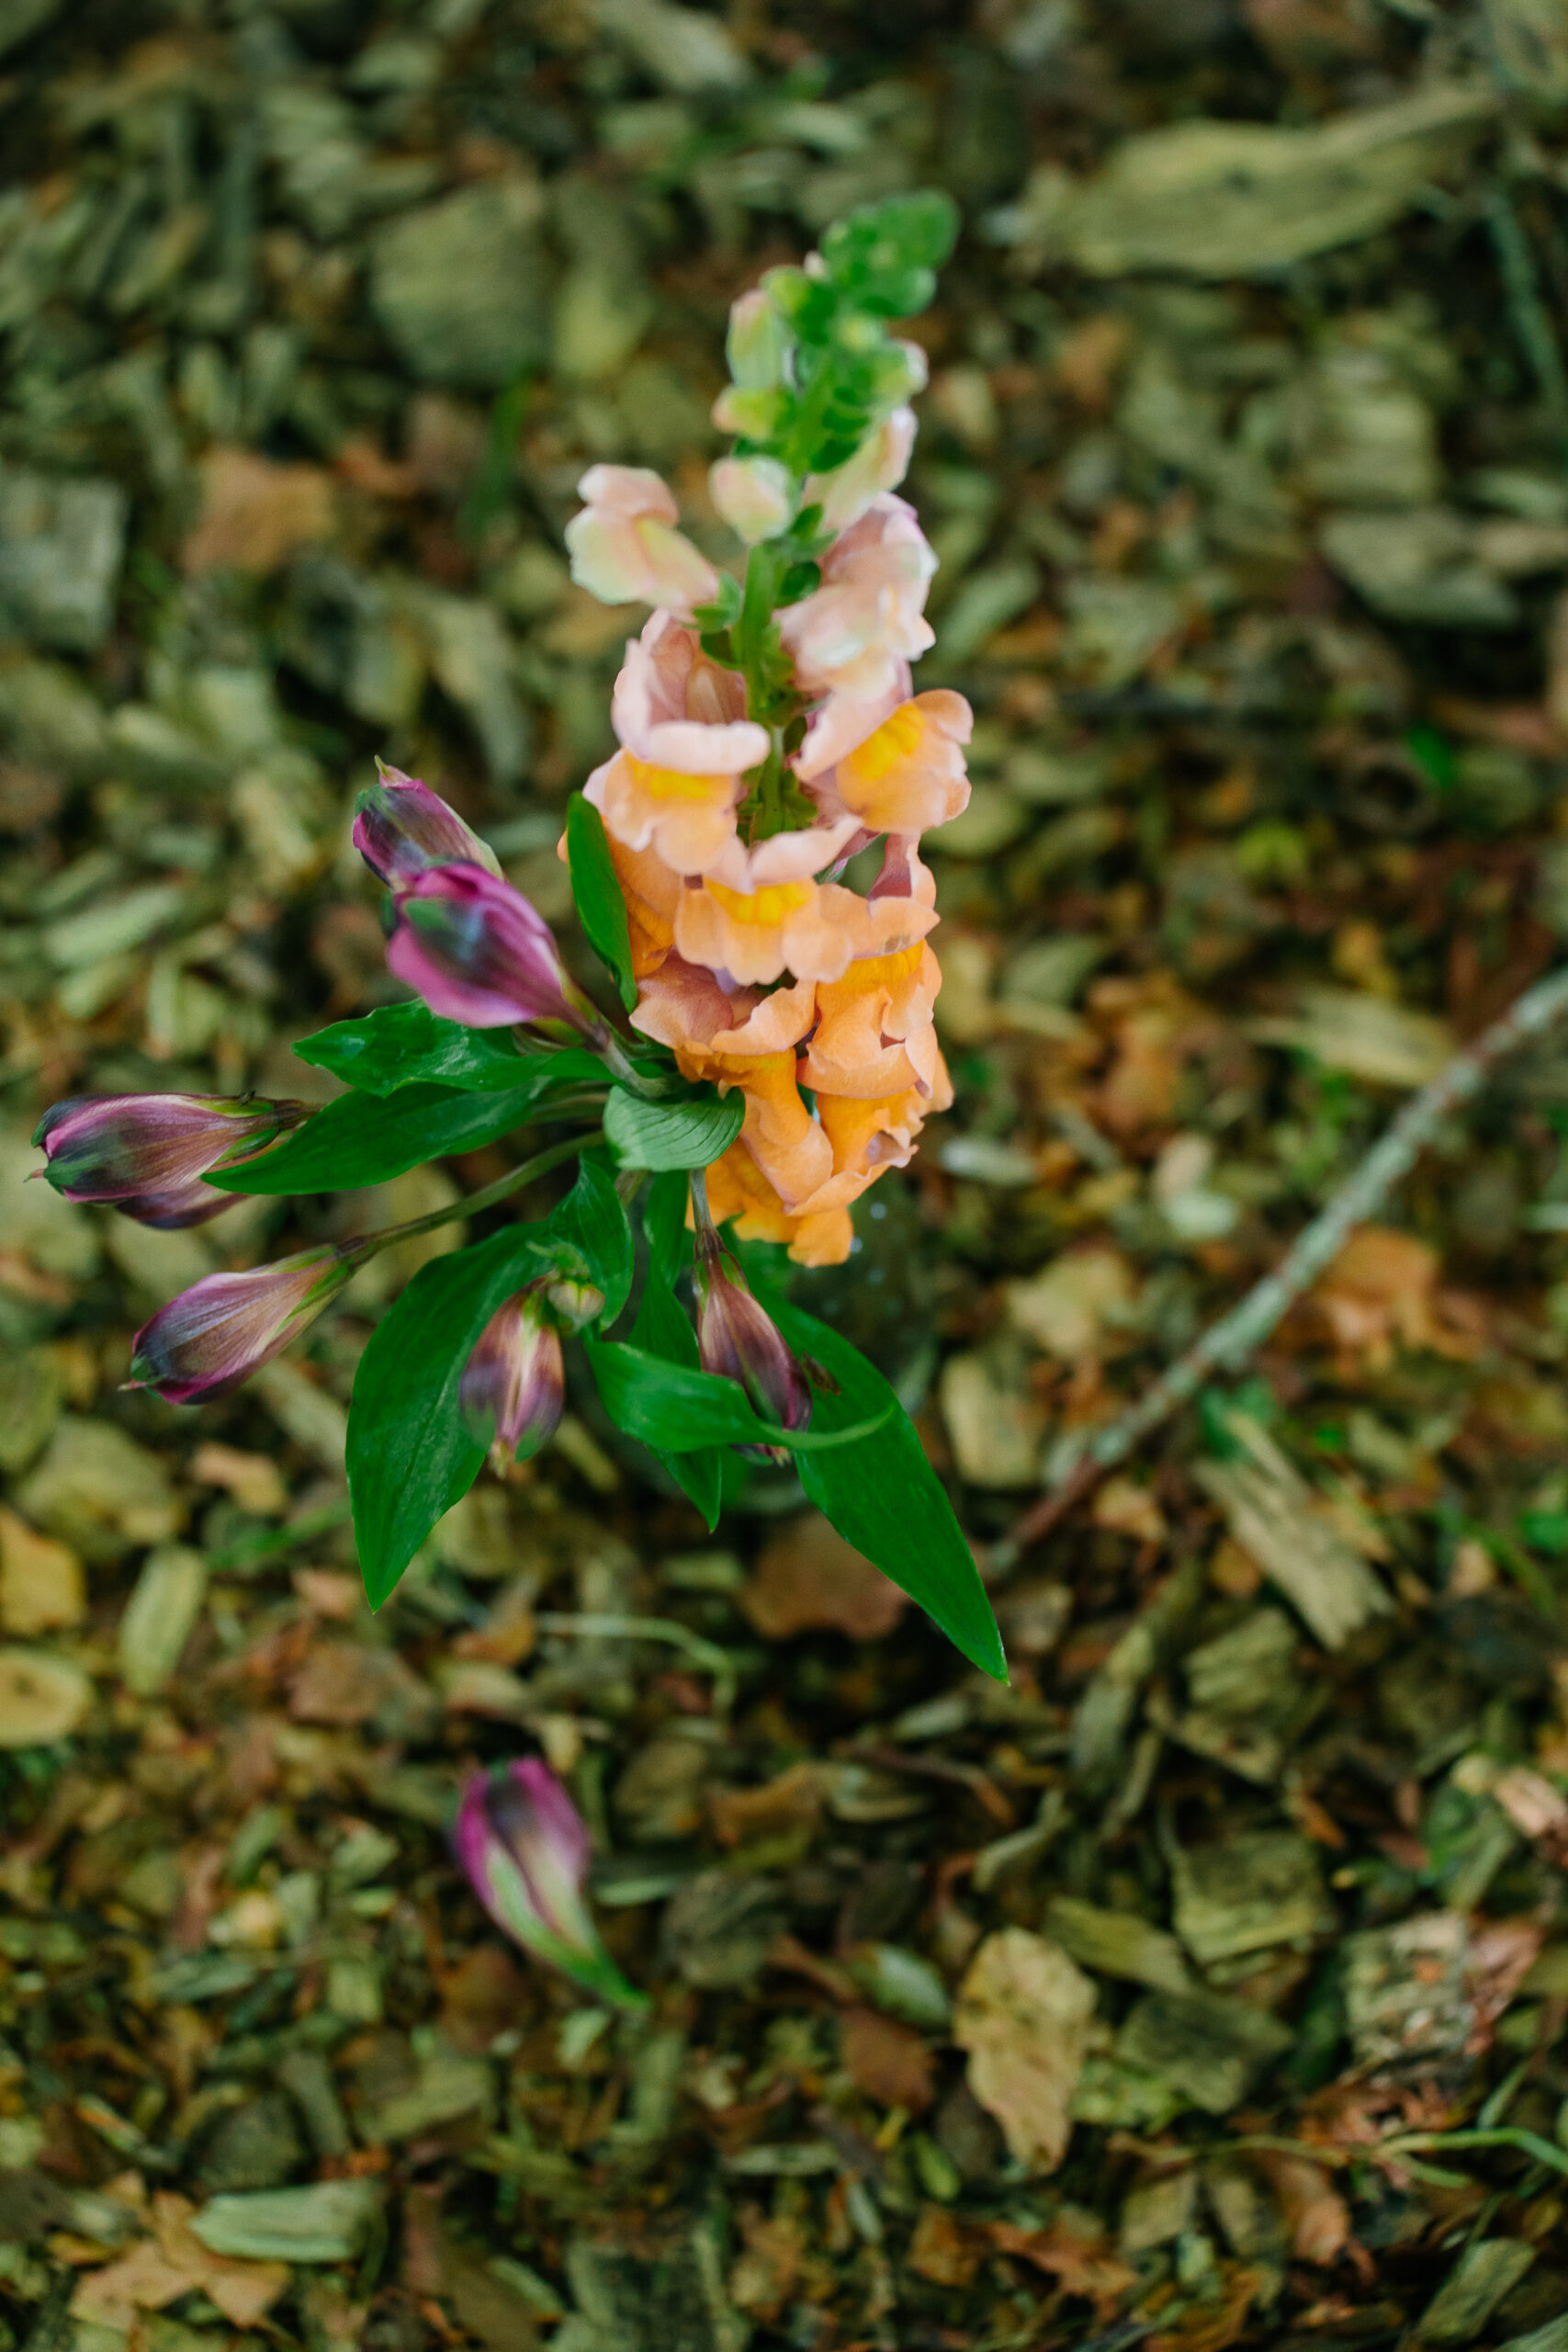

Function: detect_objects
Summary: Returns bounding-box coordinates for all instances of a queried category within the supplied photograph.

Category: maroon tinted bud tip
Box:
[459,1286,566,1469]
[125,1246,359,1404]
[32,1093,308,1228]
[452,1758,646,2008]
[352,763,502,892]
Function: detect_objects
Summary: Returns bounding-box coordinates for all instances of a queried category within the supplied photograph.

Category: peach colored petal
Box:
[631,956,816,1059]
[613,616,767,775]
[706,1140,855,1267]
[566,469,718,614]
[587,748,739,876]
[802,943,942,1101]
[807,405,917,534]
[795,679,908,782]
[829,690,973,835]
[704,818,863,892]
[777,493,937,701]
[796,1079,945,1216]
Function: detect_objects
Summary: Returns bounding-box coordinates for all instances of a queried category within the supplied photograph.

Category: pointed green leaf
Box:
[565,793,637,1012]
[295,1002,603,1098]
[348,1225,549,1609]
[772,1303,1006,1682]
[207,1080,586,1195]
[603,1087,744,1172]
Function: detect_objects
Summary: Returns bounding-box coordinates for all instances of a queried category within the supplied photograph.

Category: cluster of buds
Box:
[560,253,970,1268]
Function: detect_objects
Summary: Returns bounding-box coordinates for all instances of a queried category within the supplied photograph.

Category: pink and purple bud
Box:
[32,1093,307,1229]
[353,763,502,893]
[692,1210,812,1465]
[125,1245,359,1404]
[385,863,604,1043]
[453,1758,647,2009]
[459,1285,566,1469]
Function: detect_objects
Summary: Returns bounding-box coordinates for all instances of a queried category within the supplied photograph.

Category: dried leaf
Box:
[953,1928,1096,2172]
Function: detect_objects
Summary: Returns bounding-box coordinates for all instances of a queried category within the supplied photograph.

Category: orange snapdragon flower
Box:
[801,939,943,1102]
[705,1141,855,1269]
[675,822,937,987]
[798,688,973,836]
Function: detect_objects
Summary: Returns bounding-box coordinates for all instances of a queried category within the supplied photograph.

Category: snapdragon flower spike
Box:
[453,1758,647,2009]
[386,862,604,1042]
[32,1092,307,1228]
[459,1285,565,1470]
[353,762,502,890]
[691,1182,811,1464]
[125,1245,360,1404]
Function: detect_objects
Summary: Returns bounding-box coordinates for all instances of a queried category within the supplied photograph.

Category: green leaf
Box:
[603,1088,744,1172]
[772,1303,1006,1682]
[206,1081,578,1195]
[544,1154,634,1326]
[585,1339,888,1456]
[565,794,637,1012]
[294,1002,603,1097]
[629,1184,721,1529]
[348,1224,548,1609]
[641,1168,691,1288]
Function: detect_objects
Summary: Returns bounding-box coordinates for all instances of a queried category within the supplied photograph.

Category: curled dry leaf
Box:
[953,1927,1096,2173]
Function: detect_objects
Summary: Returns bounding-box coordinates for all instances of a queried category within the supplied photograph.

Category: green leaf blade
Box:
[773,1304,1006,1683]
[603,1089,744,1172]
[207,1080,576,1194]
[295,1002,601,1097]
[565,794,637,1012]
[348,1226,548,1609]
[545,1154,635,1326]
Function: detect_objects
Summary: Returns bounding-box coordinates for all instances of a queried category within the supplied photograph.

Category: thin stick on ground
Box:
[998,961,1568,1563]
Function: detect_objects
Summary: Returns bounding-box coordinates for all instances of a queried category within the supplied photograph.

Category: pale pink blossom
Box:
[584,614,768,876]
[777,494,937,701]
[565,465,718,616]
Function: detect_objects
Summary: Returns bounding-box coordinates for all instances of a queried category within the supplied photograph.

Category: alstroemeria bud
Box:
[353,762,502,891]
[125,1246,358,1404]
[709,455,796,546]
[694,1227,812,1464]
[385,862,604,1041]
[459,1287,565,1467]
[32,1093,308,1228]
[453,1758,647,2009]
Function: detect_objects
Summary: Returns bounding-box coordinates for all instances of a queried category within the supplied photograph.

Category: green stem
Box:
[353,1133,587,1259]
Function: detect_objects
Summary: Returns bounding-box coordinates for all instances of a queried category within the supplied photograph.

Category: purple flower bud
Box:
[459,1286,565,1467]
[453,1758,647,2008]
[353,762,502,892]
[694,1229,812,1464]
[32,1093,307,1228]
[385,862,604,1041]
[125,1246,358,1404]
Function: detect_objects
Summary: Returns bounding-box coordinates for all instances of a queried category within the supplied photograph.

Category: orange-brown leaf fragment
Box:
[184,449,335,575]
[840,2006,934,2114]
[740,1510,905,1640]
